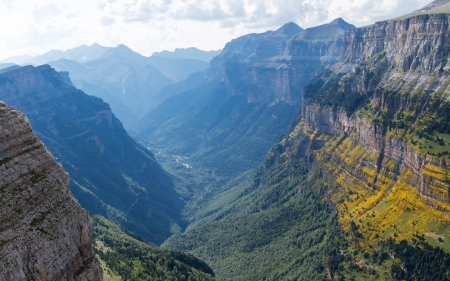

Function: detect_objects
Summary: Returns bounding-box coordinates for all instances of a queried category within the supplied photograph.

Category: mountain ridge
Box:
[0,64,184,244]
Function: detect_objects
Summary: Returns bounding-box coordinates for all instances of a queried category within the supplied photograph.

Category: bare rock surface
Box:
[0,101,103,281]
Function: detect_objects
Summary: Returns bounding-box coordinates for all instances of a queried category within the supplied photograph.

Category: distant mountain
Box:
[26,43,111,65]
[0,54,32,64]
[44,44,213,125]
[48,46,175,125]
[152,47,222,62]
[147,56,209,82]
[131,19,355,176]
[0,63,17,70]
[0,65,184,244]
[0,44,213,125]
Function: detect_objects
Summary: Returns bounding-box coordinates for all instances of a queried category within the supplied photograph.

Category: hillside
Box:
[0,65,184,245]
[92,214,219,281]
[163,7,450,281]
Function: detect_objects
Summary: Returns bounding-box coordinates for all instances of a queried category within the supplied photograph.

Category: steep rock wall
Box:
[0,102,103,281]
[341,13,450,71]
[298,14,450,220]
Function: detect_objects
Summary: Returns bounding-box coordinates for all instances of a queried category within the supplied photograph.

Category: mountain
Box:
[48,46,174,125]
[0,63,17,70]
[92,214,219,281]
[147,56,209,82]
[164,5,450,281]
[0,54,32,64]
[26,43,111,65]
[152,47,222,62]
[0,44,214,125]
[48,44,212,125]
[131,19,355,176]
[0,65,185,245]
[406,0,450,16]
[0,102,103,280]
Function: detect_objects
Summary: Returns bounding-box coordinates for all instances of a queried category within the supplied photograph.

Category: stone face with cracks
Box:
[0,101,103,281]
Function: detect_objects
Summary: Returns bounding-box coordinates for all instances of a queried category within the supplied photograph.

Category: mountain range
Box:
[1,45,217,125]
[3,0,450,280]
[131,18,356,177]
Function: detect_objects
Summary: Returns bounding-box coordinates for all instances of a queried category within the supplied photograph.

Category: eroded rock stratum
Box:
[0,101,103,281]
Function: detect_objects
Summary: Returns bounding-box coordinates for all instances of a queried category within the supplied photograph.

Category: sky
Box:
[0,0,432,60]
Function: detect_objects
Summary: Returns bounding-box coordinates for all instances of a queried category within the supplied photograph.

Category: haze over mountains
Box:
[1,45,219,125]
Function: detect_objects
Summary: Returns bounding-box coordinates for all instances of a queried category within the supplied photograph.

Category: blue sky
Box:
[0,0,431,59]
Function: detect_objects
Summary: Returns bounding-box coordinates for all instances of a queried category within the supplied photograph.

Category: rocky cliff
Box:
[341,13,450,71]
[0,102,103,281]
[270,11,450,247]
[210,19,355,105]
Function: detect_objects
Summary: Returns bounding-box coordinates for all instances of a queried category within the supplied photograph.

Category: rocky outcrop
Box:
[0,102,103,281]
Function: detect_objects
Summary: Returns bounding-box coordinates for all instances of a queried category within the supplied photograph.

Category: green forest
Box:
[91,214,220,281]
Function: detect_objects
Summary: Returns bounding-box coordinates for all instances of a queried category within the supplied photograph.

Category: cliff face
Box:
[304,13,450,210]
[341,13,450,71]
[0,102,103,281]
[210,19,354,105]
[267,12,450,247]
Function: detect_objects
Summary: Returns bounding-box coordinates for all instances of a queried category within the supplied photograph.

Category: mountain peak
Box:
[329,18,356,30]
[116,44,132,51]
[275,22,303,37]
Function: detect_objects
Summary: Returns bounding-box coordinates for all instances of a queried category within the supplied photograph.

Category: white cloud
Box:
[0,0,432,60]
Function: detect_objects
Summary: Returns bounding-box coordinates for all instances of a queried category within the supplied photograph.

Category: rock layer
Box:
[341,13,450,71]
[301,13,450,213]
[0,102,103,281]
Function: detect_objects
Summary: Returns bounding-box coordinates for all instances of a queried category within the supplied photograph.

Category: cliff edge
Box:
[0,102,103,281]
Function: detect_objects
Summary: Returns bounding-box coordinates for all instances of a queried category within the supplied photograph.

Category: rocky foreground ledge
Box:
[0,101,103,281]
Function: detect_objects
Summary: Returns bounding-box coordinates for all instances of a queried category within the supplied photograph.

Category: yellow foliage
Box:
[313,131,450,250]
[363,168,376,178]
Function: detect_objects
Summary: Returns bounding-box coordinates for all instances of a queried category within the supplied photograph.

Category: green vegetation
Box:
[387,239,450,281]
[133,82,298,176]
[91,214,219,281]
[164,158,348,281]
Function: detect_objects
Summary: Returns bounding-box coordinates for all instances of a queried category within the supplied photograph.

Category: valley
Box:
[2,0,450,280]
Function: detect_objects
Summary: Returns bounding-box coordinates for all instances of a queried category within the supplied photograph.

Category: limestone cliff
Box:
[211,18,355,105]
[0,102,103,281]
[268,11,450,247]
